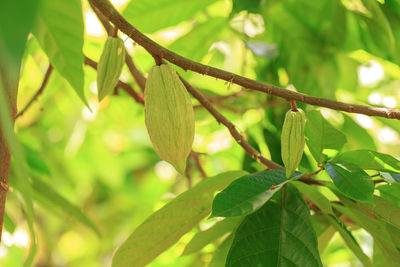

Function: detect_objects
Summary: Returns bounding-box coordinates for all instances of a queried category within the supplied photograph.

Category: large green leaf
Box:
[32,0,86,105]
[305,110,347,164]
[325,215,372,267]
[341,114,376,150]
[378,183,400,206]
[112,170,247,267]
[209,234,234,267]
[332,194,400,266]
[211,170,300,218]
[169,17,227,63]
[326,161,374,202]
[226,185,322,267]
[182,217,242,255]
[0,0,38,76]
[122,0,218,33]
[31,177,101,237]
[336,150,400,173]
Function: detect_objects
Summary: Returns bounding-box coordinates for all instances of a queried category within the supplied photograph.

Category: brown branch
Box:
[125,55,146,92]
[84,56,144,104]
[89,1,147,93]
[180,76,283,170]
[16,65,53,118]
[190,151,207,178]
[90,0,400,120]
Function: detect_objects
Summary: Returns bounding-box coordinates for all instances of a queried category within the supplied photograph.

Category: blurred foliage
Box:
[0,0,399,266]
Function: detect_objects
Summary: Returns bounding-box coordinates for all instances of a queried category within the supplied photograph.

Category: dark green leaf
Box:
[226,185,322,267]
[123,0,218,33]
[211,170,300,218]
[0,0,38,74]
[326,161,374,202]
[112,171,247,267]
[305,110,347,164]
[32,0,87,105]
[182,217,242,255]
[231,0,264,15]
[336,150,400,172]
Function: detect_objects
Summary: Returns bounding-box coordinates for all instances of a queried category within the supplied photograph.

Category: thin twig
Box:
[16,65,53,118]
[190,151,207,178]
[90,0,400,120]
[180,76,283,170]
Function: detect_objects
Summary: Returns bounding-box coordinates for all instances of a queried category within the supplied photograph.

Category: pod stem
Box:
[290,100,298,112]
[112,26,119,37]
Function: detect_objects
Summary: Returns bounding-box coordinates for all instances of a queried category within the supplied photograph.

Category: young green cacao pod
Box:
[97,37,125,101]
[144,64,195,174]
[281,108,306,178]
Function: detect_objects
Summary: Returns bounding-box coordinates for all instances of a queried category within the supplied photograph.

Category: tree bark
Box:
[0,74,18,243]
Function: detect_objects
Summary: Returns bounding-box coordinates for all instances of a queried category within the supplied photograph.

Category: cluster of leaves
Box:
[1,0,400,266]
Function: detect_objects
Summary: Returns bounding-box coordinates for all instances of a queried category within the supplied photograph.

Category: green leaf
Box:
[122,0,218,33]
[3,212,16,233]
[305,110,347,164]
[0,0,38,75]
[332,196,400,266]
[24,145,51,176]
[211,170,300,218]
[169,17,227,63]
[341,114,376,150]
[231,0,264,15]
[182,217,242,255]
[226,185,322,267]
[325,215,372,267]
[31,177,101,237]
[209,234,234,267]
[326,161,374,202]
[336,150,400,173]
[378,183,400,206]
[112,170,247,267]
[311,214,335,253]
[292,181,334,215]
[32,0,87,105]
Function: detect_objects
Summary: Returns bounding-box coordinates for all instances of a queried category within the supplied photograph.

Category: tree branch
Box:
[16,65,53,118]
[180,77,283,170]
[90,0,400,120]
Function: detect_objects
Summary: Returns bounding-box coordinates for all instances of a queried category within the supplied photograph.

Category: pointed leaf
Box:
[112,170,247,267]
[32,0,86,105]
[226,185,322,267]
[327,161,374,202]
[211,170,300,218]
[305,110,347,164]
[325,215,372,267]
[336,150,400,173]
[377,183,400,206]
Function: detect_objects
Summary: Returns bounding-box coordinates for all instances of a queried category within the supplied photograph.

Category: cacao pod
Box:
[144,64,195,174]
[97,37,125,101]
[281,108,306,178]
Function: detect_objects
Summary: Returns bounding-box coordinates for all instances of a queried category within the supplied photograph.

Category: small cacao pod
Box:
[97,37,125,101]
[144,64,195,174]
[281,108,306,178]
